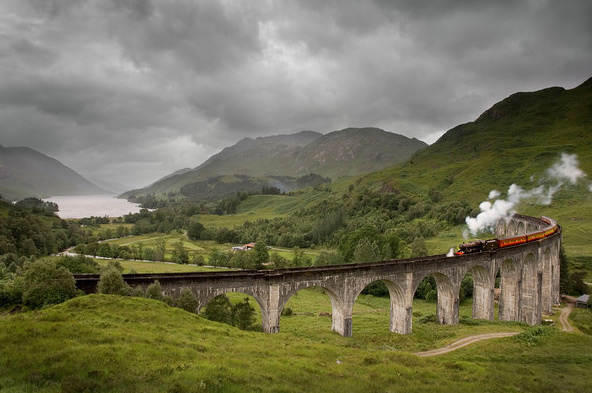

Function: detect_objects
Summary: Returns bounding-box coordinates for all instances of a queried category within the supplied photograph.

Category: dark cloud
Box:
[0,0,590,189]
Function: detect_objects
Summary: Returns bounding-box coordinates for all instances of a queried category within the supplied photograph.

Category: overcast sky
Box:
[1,0,591,190]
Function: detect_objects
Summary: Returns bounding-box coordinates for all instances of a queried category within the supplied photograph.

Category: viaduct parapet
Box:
[75,215,561,337]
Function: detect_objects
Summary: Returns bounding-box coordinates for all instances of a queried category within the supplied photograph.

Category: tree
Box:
[22,259,78,309]
[410,236,428,258]
[155,238,167,261]
[176,287,199,313]
[253,242,270,269]
[209,248,229,267]
[292,247,312,267]
[97,243,112,258]
[172,241,189,264]
[55,255,100,274]
[204,294,233,325]
[85,242,99,257]
[314,251,344,266]
[415,275,437,301]
[459,274,474,303]
[187,221,205,240]
[270,252,288,268]
[353,238,382,263]
[232,297,257,330]
[97,267,129,295]
[146,280,163,301]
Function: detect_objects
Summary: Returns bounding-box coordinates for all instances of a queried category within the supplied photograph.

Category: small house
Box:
[575,294,590,308]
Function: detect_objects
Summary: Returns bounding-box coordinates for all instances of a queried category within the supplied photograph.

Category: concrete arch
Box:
[462,265,495,321]
[496,220,507,236]
[507,220,517,236]
[413,272,457,326]
[352,279,411,335]
[278,284,348,336]
[498,258,520,321]
[517,221,526,235]
[198,288,266,314]
[198,289,267,331]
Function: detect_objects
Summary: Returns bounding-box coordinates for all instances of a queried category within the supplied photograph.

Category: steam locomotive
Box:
[455,216,560,255]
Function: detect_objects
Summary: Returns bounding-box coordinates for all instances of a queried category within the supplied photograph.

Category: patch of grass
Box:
[570,307,592,335]
[1,294,592,392]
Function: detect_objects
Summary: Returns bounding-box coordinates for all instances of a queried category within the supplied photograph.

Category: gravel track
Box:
[414,332,519,357]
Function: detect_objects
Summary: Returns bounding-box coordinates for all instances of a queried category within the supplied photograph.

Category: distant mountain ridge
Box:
[123,128,427,198]
[0,145,104,200]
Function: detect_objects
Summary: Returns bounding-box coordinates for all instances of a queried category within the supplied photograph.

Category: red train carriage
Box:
[456,216,559,255]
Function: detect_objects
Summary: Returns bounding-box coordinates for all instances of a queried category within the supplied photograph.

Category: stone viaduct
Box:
[75,214,561,337]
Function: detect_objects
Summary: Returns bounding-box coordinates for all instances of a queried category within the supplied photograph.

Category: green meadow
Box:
[1,292,591,393]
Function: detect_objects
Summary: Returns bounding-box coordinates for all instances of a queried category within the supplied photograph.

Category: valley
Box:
[1,77,592,392]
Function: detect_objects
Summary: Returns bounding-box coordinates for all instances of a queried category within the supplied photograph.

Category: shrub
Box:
[513,326,551,346]
[176,287,199,313]
[146,280,163,301]
[22,259,78,309]
[97,267,130,295]
[204,295,233,325]
[232,297,257,330]
[281,307,293,316]
[55,255,100,274]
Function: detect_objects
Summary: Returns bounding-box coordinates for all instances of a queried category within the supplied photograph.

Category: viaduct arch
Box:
[75,215,561,337]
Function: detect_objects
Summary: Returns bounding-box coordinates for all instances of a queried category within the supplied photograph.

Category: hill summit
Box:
[124,128,427,198]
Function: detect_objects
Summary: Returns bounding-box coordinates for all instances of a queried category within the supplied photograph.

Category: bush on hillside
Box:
[176,287,199,313]
[22,259,78,309]
[97,267,130,295]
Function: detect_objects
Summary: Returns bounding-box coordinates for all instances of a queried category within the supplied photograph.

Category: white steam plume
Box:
[488,190,500,199]
[464,153,589,237]
[547,153,586,184]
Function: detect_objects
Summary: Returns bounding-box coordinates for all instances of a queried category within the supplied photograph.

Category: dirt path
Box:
[414,332,519,357]
[560,295,577,332]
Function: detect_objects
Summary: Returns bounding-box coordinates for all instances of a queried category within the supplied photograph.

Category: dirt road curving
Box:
[414,332,519,357]
[560,295,577,332]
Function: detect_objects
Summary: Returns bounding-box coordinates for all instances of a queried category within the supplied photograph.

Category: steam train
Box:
[455,216,560,255]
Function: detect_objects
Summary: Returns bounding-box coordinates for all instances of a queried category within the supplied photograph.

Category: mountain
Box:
[358,76,592,206]
[0,146,105,200]
[291,128,427,178]
[123,128,427,198]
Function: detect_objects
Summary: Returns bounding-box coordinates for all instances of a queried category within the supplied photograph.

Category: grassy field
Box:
[1,293,591,393]
[101,232,323,265]
[196,192,332,228]
[94,259,227,274]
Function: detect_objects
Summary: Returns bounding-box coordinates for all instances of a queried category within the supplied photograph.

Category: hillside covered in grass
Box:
[361,77,592,204]
[1,294,592,393]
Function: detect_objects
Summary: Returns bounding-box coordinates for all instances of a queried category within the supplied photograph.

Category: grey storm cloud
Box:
[0,0,591,189]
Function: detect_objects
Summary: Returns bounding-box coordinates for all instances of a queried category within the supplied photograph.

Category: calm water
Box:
[45,195,143,219]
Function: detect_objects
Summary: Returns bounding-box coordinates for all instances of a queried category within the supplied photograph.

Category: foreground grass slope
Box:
[1,295,591,393]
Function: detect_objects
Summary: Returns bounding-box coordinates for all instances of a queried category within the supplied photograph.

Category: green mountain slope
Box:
[0,146,104,200]
[123,128,427,198]
[360,77,592,205]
